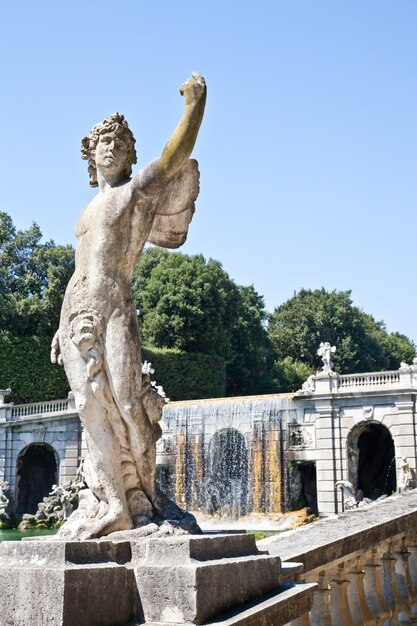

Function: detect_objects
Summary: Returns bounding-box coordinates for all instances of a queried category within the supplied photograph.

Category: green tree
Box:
[132,248,273,394]
[0,212,74,335]
[227,285,275,395]
[268,289,415,386]
[133,248,240,356]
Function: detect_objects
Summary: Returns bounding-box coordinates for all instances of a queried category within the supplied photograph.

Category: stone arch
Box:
[347,421,396,500]
[204,428,249,516]
[16,443,59,514]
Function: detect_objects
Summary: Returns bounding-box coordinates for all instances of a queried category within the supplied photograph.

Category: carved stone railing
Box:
[5,398,72,420]
[339,371,401,391]
[259,490,417,625]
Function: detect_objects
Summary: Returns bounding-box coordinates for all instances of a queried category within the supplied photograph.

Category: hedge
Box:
[0,334,226,404]
[0,333,70,404]
[142,347,226,401]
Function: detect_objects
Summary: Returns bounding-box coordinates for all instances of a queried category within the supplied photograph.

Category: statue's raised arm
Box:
[159,73,206,182]
[137,73,207,248]
[138,73,206,191]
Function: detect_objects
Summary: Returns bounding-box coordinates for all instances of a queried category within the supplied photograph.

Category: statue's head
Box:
[81,113,137,187]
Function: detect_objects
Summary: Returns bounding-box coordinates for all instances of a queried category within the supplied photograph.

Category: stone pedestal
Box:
[0,533,316,626]
[0,539,135,626]
[135,534,281,624]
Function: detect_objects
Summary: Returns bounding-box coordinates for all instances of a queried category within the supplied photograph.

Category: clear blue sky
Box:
[1,1,416,345]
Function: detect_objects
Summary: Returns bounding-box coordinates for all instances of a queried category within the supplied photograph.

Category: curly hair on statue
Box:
[81,113,137,187]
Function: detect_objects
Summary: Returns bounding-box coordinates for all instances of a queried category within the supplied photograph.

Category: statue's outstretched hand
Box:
[180,73,206,105]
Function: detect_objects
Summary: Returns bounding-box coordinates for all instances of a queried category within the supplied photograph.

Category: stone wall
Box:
[0,395,84,511]
[260,489,417,625]
[2,359,417,518]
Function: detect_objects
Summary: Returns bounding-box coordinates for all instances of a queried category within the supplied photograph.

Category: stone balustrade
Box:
[339,371,401,390]
[296,361,417,396]
[259,490,417,625]
[0,396,76,422]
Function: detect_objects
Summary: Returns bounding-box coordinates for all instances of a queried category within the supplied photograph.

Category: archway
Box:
[348,422,396,500]
[16,444,58,514]
[205,428,249,516]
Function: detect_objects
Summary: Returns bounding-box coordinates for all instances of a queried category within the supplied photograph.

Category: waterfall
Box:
[157,394,301,517]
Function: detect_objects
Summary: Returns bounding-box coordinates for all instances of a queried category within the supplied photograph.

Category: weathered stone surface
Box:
[51,74,207,539]
[259,489,417,574]
[134,534,282,624]
[0,533,316,626]
[0,540,134,625]
[144,582,316,626]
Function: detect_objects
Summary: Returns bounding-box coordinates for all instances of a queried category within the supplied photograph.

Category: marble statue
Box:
[0,389,11,406]
[0,482,9,516]
[317,341,336,373]
[398,456,411,492]
[51,73,206,539]
[335,480,358,510]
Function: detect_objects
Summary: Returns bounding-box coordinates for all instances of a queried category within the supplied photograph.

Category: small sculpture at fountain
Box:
[398,456,412,493]
[0,389,11,406]
[317,342,336,373]
[0,482,11,529]
[51,73,206,539]
[335,480,358,510]
[0,482,9,516]
[301,375,315,392]
[19,479,83,529]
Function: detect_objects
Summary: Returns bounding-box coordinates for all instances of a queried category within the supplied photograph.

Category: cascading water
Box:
[157,394,301,517]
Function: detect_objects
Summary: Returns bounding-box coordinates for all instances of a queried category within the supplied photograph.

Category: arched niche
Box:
[16,443,59,514]
[205,428,249,516]
[347,421,396,500]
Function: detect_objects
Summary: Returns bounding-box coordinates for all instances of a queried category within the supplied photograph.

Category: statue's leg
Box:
[104,312,159,507]
[59,330,132,538]
[104,312,201,533]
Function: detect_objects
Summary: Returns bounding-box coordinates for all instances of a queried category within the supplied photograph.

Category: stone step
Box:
[136,532,266,564]
[0,534,316,626]
[134,534,282,624]
[140,582,317,626]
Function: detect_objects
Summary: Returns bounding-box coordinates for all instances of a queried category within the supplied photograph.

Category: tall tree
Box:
[268,289,415,385]
[0,212,74,336]
[228,285,275,395]
[133,248,240,355]
[132,248,273,394]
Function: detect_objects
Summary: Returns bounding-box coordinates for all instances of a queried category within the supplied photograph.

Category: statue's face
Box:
[94,131,129,179]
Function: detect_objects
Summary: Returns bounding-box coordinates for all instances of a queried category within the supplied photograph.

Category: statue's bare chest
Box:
[75,184,156,257]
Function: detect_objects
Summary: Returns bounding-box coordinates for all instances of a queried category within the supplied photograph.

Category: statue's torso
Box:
[62,179,158,320]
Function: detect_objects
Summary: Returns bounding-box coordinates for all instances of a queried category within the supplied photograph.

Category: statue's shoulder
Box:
[132,158,161,195]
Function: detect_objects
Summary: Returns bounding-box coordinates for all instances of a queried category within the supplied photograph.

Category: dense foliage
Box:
[0,212,74,336]
[0,213,414,402]
[268,288,415,391]
[132,248,273,395]
[142,347,226,400]
[0,333,70,404]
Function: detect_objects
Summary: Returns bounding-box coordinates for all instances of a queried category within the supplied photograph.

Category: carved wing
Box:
[147,159,200,249]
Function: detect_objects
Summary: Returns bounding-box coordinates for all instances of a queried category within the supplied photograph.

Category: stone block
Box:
[315,428,333,440]
[0,539,134,626]
[315,469,337,481]
[51,440,65,451]
[315,417,333,428]
[317,491,338,502]
[64,449,79,460]
[312,438,333,450]
[66,429,80,441]
[0,532,316,626]
[395,434,416,447]
[134,534,282,624]
[145,581,316,626]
